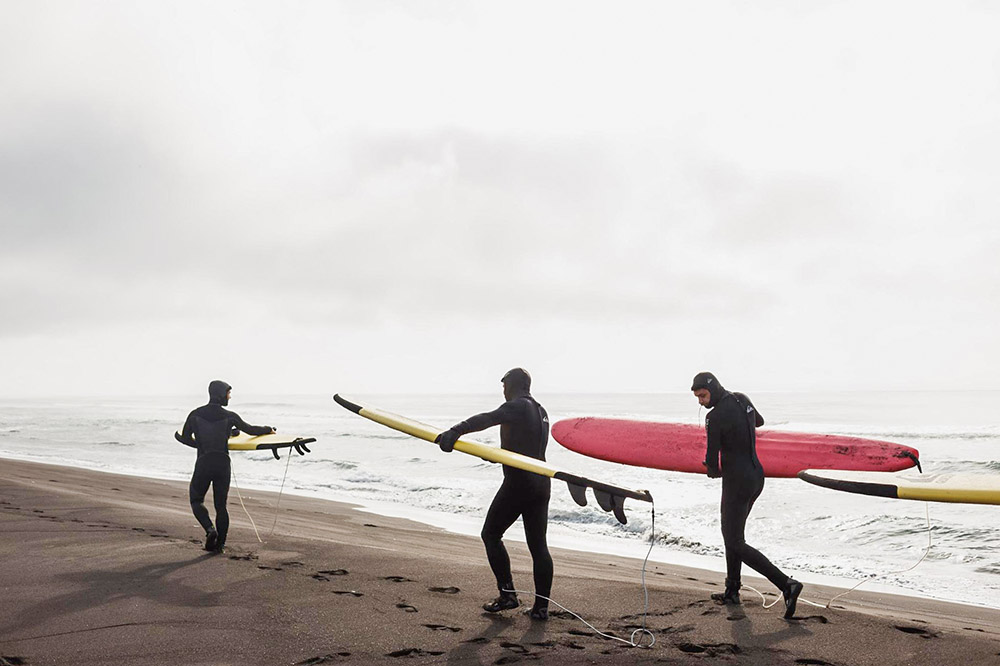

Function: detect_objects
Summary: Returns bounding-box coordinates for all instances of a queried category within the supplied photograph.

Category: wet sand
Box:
[2,457,999,665]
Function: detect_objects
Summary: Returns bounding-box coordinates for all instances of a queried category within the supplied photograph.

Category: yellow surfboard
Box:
[175,431,315,460]
[334,394,652,524]
[798,469,1000,505]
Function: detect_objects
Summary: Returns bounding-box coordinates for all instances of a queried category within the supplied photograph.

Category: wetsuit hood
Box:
[691,372,725,408]
[502,368,531,392]
[208,380,231,407]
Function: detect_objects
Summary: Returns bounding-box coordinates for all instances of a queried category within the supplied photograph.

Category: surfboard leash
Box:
[229,451,296,545]
[230,464,264,543]
[503,501,658,649]
[743,502,934,611]
[266,448,294,538]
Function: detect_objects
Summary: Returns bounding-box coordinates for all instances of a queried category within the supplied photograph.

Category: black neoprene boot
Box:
[528,605,549,621]
[783,579,803,619]
[483,591,519,613]
[710,578,741,604]
[204,528,218,552]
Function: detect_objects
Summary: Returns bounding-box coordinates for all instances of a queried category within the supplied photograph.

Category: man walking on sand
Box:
[177,380,275,553]
[435,368,553,621]
[691,371,803,618]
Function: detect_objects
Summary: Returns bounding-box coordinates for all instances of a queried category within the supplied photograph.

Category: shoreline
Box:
[2,452,993,613]
[3,458,1000,665]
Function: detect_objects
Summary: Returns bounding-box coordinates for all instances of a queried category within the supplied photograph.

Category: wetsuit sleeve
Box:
[178,411,198,448]
[449,402,516,436]
[704,411,722,477]
[738,392,765,427]
[228,411,274,437]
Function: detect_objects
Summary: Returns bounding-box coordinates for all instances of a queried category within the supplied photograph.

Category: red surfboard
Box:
[551,418,920,478]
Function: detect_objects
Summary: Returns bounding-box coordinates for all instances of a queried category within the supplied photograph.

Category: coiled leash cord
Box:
[230,450,295,544]
[743,502,933,611]
[504,503,657,649]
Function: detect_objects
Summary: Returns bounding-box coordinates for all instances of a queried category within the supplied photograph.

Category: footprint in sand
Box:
[677,642,741,657]
[332,590,363,597]
[294,653,352,665]
[422,624,461,633]
[229,553,258,561]
[499,642,529,654]
[311,574,330,581]
[395,603,418,613]
[461,637,489,645]
[796,659,835,665]
[894,625,940,639]
[318,569,349,576]
[567,629,594,637]
[259,566,284,571]
[1,656,28,665]
[428,586,460,594]
[281,561,304,567]
[386,648,444,658]
[383,576,415,583]
[795,615,829,624]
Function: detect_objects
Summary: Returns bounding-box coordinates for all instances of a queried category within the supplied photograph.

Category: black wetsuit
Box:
[445,394,553,605]
[178,398,272,546]
[703,382,790,591]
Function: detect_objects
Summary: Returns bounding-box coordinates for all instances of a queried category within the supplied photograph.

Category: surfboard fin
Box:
[556,472,652,525]
[611,496,627,525]
[593,489,629,524]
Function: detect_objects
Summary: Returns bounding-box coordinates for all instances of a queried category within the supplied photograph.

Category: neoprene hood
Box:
[208,380,232,407]
[502,368,531,391]
[691,371,725,408]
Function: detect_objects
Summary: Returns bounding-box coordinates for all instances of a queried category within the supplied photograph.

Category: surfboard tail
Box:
[555,472,653,525]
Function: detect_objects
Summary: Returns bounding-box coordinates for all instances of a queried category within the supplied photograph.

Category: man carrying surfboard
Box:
[691,371,803,618]
[177,380,275,553]
[434,368,553,621]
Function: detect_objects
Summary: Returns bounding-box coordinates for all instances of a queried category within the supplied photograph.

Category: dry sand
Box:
[2,457,999,665]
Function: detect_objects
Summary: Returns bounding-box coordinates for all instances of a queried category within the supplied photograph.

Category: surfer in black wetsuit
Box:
[691,371,803,618]
[435,368,553,621]
[177,381,275,553]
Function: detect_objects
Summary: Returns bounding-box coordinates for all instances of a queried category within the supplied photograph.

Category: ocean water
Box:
[1,391,998,609]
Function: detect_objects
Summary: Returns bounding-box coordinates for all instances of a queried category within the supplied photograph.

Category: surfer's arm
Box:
[435,405,510,452]
[229,412,276,437]
[177,413,198,448]
[703,413,722,478]
[738,392,765,427]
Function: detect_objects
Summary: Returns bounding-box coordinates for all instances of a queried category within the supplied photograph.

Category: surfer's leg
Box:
[719,480,746,589]
[736,475,790,591]
[189,458,214,534]
[481,484,521,596]
[521,491,553,610]
[211,457,232,549]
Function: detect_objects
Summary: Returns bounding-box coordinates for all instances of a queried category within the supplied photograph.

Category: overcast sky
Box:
[2,1,998,397]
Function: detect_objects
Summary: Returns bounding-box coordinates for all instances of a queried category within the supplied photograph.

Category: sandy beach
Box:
[2,457,999,665]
